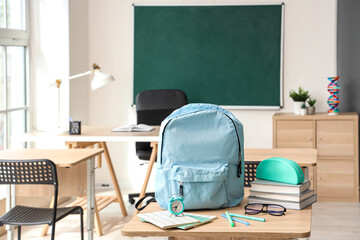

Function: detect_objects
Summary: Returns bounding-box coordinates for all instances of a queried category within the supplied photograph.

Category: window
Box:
[0,0,29,200]
[0,0,29,151]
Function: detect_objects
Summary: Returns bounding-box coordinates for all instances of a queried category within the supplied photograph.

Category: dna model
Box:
[327,76,340,115]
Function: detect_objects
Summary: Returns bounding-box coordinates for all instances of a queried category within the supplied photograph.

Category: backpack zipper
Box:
[180,181,184,196]
[159,119,172,165]
[223,113,242,178]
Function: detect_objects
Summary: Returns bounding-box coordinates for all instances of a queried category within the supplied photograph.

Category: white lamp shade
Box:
[91,70,115,90]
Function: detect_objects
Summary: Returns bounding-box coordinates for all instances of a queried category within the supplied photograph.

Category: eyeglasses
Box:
[244,203,286,216]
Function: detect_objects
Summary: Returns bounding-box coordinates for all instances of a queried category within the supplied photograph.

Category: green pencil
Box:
[225,211,235,227]
[229,213,265,222]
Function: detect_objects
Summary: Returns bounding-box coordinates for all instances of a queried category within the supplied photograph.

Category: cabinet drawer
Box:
[317,159,355,198]
[316,120,354,157]
[275,120,314,148]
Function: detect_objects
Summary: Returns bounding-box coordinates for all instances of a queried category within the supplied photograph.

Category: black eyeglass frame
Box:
[244,203,287,216]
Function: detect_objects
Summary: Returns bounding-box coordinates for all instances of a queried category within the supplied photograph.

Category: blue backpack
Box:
[155,103,245,210]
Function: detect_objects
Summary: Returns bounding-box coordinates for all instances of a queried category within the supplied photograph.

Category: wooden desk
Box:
[0,148,104,240]
[21,128,317,235]
[245,148,318,192]
[121,200,312,239]
[20,126,160,235]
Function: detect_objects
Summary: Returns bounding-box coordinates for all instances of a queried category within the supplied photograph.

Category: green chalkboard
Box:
[134,5,283,107]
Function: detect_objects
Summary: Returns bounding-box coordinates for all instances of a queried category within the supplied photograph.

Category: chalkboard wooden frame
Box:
[133,4,284,109]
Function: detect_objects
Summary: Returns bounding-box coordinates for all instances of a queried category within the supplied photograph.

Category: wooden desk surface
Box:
[245,148,317,166]
[20,126,160,142]
[121,200,312,239]
[0,148,104,167]
[21,126,316,167]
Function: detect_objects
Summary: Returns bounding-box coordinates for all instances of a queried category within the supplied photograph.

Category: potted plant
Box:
[289,87,310,115]
[300,104,307,116]
[307,97,316,115]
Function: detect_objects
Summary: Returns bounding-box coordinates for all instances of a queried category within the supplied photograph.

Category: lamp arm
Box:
[67,70,92,81]
[55,70,92,89]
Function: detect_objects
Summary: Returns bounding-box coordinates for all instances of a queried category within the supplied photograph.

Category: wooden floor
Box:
[1,192,360,240]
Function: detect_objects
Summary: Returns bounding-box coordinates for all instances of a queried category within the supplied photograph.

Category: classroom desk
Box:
[20,126,160,235]
[121,200,312,239]
[20,127,317,235]
[0,148,104,240]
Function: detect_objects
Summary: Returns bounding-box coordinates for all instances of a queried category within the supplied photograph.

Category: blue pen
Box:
[221,214,249,226]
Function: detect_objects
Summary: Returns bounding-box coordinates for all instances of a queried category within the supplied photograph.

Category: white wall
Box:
[85,0,337,190]
[30,0,70,132]
[31,0,337,191]
[69,0,90,124]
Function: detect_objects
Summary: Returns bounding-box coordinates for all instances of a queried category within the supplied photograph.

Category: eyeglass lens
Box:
[245,203,263,214]
[267,205,285,216]
[245,203,285,216]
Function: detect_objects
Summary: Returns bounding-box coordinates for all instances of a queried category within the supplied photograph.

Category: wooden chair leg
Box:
[41,196,56,236]
[99,142,128,217]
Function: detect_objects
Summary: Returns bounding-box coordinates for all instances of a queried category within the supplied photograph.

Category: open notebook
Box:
[137,211,200,229]
[112,124,154,132]
[138,211,217,230]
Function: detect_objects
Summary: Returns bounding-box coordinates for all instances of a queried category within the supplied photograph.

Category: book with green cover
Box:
[140,212,216,230]
[178,213,217,230]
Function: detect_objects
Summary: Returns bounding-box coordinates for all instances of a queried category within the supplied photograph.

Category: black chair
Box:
[128,89,187,204]
[0,159,84,240]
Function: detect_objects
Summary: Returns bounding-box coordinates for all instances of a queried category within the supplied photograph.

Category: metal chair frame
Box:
[0,159,84,240]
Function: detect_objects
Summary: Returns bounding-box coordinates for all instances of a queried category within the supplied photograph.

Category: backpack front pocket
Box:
[170,164,229,209]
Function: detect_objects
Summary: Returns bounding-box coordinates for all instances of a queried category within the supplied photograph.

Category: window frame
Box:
[0,0,29,46]
[0,0,30,200]
[0,0,30,150]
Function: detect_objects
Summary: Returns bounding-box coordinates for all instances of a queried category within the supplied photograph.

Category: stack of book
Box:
[248,179,317,210]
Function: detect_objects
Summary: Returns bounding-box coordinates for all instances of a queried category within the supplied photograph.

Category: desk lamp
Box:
[53,63,115,128]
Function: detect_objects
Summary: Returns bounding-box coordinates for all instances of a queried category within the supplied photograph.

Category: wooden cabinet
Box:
[275,120,314,148]
[316,120,355,157]
[273,113,359,202]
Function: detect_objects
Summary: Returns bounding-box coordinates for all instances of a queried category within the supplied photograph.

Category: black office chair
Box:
[0,159,84,240]
[128,89,187,204]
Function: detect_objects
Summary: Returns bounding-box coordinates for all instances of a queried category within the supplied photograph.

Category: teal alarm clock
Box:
[168,195,185,216]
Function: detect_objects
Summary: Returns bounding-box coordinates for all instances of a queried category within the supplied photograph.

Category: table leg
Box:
[136,142,158,213]
[87,157,95,240]
[313,166,317,193]
[94,199,103,236]
[99,142,128,217]
[6,185,15,240]
[303,167,309,180]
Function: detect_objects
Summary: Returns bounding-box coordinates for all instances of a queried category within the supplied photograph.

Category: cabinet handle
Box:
[308,137,313,141]
[318,137,322,141]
